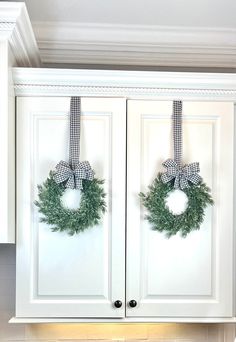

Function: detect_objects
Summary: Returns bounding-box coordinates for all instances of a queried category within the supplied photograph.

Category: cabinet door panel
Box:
[126,100,234,317]
[16,97,126,317]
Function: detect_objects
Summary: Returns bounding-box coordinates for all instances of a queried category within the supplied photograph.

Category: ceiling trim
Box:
[0,2,41,67]
[13,67,236,100]
[33,21,236,68]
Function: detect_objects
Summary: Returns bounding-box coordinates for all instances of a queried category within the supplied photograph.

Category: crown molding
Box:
[33,21,236,68]
[0,2,40,67]
[12,67,236,100]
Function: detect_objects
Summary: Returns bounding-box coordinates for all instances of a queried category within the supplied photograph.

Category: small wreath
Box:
[35,97,106,235]
[35,171,106,235]
[140,173,213,238]
[140,100,213,238]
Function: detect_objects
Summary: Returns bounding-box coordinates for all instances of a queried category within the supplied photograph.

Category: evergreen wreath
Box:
[35,172,106,235]
[140,100,213,238]
[35,97,106,235]
[140,173,213,238]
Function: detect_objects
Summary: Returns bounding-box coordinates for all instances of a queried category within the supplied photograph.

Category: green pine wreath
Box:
[35,171,106,235]
[140,173,213,238]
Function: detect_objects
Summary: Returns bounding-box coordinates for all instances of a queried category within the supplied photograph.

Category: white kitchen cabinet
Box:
[0,3,41,243]
[16,97,126,318]
[126,100,234,318]
[0,41,15,243]
[13,68,236,322]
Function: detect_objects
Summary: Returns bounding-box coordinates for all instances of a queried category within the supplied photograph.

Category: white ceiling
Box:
[8,0,236,28]
[4,0,236,68]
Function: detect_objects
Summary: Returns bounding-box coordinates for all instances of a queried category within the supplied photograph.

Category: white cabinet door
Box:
[16,97,126,318]
[127,100,234,317]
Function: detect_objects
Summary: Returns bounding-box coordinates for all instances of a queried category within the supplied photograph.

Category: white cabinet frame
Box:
[0,3,40,243]
[11,68,236,324]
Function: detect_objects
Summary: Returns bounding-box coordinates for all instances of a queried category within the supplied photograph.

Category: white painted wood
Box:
[0,41,15,243]
[127,100,234,317]
[9,316,236,323]
[33,22,236,67]
[16,97,126,317]
[0,1,41,243]
[12,68,236,101]
[13,69,236,321]
[0,2,40,67]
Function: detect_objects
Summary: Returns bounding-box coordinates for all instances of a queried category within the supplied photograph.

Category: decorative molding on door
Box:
[0,3,41,67]
[33,21,236,68]
[13,68,236,100]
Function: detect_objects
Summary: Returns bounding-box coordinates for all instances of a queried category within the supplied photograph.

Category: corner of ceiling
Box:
[1,3,236,69]
[0,2,41,67]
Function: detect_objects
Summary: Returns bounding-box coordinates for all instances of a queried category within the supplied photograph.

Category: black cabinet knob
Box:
[129,300,137,308]
[114,300,122,308]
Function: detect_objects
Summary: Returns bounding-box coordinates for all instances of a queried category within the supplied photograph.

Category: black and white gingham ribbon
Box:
[54,97,94,190]
[161,100,201,189]
[173,100,182,166]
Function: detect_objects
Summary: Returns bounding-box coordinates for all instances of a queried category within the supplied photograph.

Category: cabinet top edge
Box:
[12,67,236,84]
[12,67,236,99]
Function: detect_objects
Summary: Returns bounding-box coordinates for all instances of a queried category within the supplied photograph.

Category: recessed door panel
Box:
[16,97,126,317]
[127,100,233,317]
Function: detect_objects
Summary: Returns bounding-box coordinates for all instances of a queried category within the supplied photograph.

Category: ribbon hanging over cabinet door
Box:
[54,97,94,190]
[161,100,201,190]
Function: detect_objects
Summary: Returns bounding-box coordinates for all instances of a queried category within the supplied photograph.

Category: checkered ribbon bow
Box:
[161,101,202,189]
[54,160,94,190]
[53,97,94,190]
[161,159,201,190]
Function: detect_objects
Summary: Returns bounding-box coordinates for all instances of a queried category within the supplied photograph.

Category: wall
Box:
[0,245,232,342]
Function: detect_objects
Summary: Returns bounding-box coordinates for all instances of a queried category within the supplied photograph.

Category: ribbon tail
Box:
[86,169,95,181]
[65,175,76,189]
[179,175,189,190]
[73,161,95,189]
[75,177,83,190]
[174,174,180,189]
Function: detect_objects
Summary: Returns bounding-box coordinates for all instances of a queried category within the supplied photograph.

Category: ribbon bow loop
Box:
[161,158,201,190]
[54,160,94,190]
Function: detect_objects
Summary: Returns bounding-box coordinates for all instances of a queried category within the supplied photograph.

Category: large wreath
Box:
[140,173,213,238]
[35,171,106,235]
